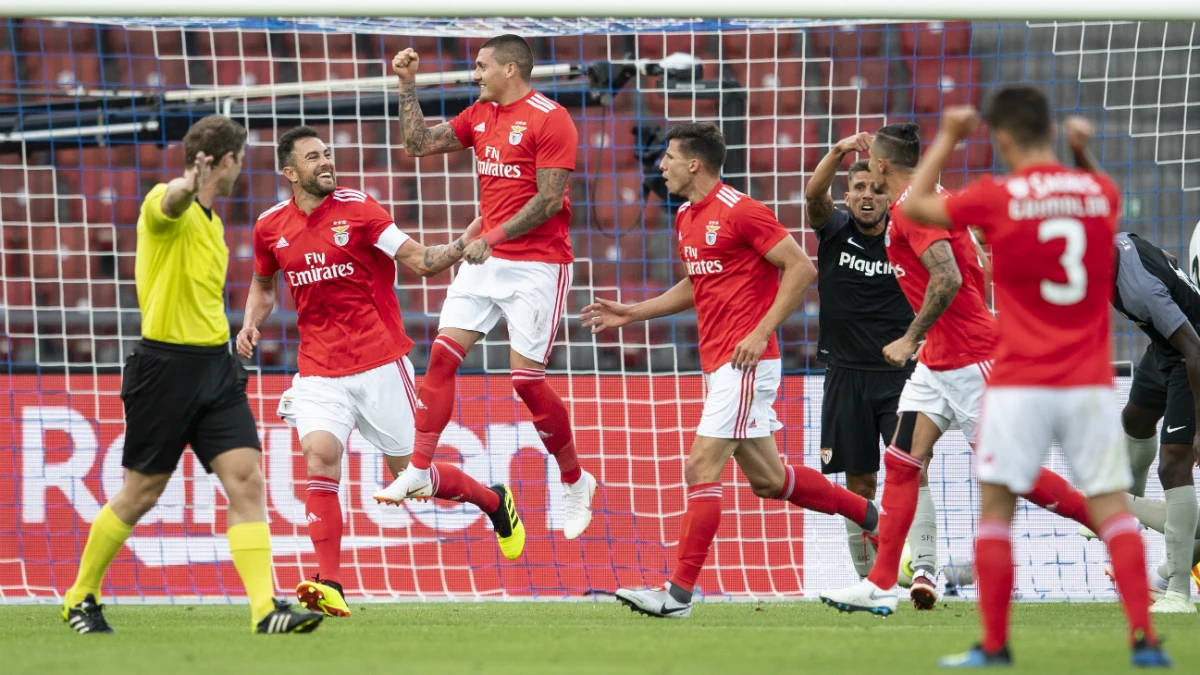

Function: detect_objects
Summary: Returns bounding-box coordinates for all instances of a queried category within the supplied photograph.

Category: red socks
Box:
[1023,469,1094,530]
[975,519,1014,653]
[305,476,343,583]
[412,335,466,471]
[512,368,582,485]
[1099,512,1157,645]
[867,446,923,589]
[669,483,723,593]
[779,464,868,524]
[430,463,501,513]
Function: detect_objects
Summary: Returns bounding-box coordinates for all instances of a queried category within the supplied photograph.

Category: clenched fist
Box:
[392,48,420,83]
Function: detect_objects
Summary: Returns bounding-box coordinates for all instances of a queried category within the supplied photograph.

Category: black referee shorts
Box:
[121,338,261,475]
[1128,345,1194,446]
[819,365,911,476]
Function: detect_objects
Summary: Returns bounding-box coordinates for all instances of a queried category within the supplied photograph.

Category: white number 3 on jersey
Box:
[1039,218,1087,306]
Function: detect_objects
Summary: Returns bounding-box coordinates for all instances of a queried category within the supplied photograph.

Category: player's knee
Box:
[222,461,266,505]
[749,475,783,500]
[1156,444,1192,487]
[300,432,343,479]
[683,454,720,487]
[1121,404,1158,439]
[845,473,877,500]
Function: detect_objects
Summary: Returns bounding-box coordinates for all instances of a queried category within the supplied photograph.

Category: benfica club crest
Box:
[509,124,526,146]
[705,222,720,246]
[331,224,350,246]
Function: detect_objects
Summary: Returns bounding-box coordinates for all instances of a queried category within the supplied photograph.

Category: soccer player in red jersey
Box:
[903,88,1167,667]
[238,127,526,618]
[820,123,1100,617]
[373,35,596,538]
[581,123,881,617]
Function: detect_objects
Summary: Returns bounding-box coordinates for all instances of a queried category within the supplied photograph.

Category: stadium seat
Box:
[22,53,104,89]
[213,56,278,88]
[832,115,890,142]
[195,30,272,57]
[818,57,893,116]
[293,33,361,83]
[546,34,613,62]
[588,175,656,233]
[733,59,805,117]
[105,26,188,89]
[720,31,796,61]
[0,49,17,103]
[911,56,982,114]
[636,33,715,60]
[644,63,722,118]
[747,118,822,177]
[2,279,34,309]
[916,118,993,174]
[807,24,887,59]
[18,19,99,54]
[576,114,641,173]
[1,167,58,224]
[898,21,973,58]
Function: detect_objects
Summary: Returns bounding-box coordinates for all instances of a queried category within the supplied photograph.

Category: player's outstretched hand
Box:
[730,331,769,371]
[580,297,634,334]
[235,325,260,359]
[835,131,872,156]
[463,216,483,243]
[184,151,214,194]
[392,49,420,83]
[940,106,979,141]
[882,335,918,367]
[462,238,492,265]
[1064,115,1094,154]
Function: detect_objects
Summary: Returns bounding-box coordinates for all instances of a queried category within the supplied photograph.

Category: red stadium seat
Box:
[721,31,796,61]
[23,53,104,89]
[644,63,722,118]
[0,50,17,103]
[106,26,188,88]
[213,56,277,88]
[898,21,973,58]
[832,115,891,143]
[576,115,641,173]
[636,33,716,60]
[1,167,59,224]
[18,19,99,54]
[3,280,34,309]
[911,57,982,114]
[734,59,805,117]
[195,30,271,57]
[589,175,657,233]
[917,118,993,175]
[819,57,893,116]
[747,118,822,177]
[807,24,887,59]
[547,34,612,62]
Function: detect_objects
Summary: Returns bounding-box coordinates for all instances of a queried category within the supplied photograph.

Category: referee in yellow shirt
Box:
[61,115,322,635]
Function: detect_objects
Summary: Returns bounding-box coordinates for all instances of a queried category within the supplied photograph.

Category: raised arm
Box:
[730,236,816,370]
[392,49,465,158]
[463,167,570,264]
[160,152,214,220]
[805,132,871,229]
[882,240,962,366]
[236,272,279,359]
[580,278,696,334]
[1065,115,1101,174]
[905,106,980,229]
[394,217,482,277]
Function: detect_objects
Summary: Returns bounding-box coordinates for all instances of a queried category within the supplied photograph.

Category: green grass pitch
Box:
[4,600,1197,674]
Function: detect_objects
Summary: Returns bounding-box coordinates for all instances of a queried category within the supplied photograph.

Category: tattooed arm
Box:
[394,217,483,277]
[462,168,570,264]
[392,49,465,158]
[881,240,962,366]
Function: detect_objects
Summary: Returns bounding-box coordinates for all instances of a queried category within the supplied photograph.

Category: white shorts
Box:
[277,357,417,457]
[438,256,572,365]
[977,386,1131,496]
[898,360,989,444]
[696,359,785,439]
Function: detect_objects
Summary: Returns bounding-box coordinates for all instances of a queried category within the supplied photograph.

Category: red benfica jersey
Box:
[945,165,1120,387]
[677,183,791,373]
[449,90,578,264]
[253,188,413,377]
[887,186,998,370]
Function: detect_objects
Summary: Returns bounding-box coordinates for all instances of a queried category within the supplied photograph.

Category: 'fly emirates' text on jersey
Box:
[450,90,578,264]
[678,183,791,373]
[945,165,1120,387]
[887,186,998,370]
[254,188,414,377]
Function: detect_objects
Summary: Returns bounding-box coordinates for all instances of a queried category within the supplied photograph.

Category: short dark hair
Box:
[665,122,726,174]
[277,125,322,170]
[873,123,921,169]
[984,85,1052,148]
[480,34,534,82]
[182,115,247,167]
[847,159,871,182]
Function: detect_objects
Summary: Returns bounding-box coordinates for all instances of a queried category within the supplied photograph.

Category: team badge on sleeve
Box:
[705,223,720,246]
[331,224,350,246]
[509,125,526,146]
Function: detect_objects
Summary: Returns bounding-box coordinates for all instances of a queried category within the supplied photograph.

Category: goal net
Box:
[1,16,1197,603]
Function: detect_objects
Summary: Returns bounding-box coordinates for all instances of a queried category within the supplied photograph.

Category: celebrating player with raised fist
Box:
[375,35,596,540]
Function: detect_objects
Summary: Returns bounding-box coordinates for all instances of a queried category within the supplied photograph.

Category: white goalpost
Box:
[0,9,1197,604]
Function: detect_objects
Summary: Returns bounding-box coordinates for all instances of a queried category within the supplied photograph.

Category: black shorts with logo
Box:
[1128,345,1194,445]
[121,338,261,474]
[819,365,911,475]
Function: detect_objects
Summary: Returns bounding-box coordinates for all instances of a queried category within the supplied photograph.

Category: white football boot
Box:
[615,583,692,618]
[372,466,434,505]
[819,578,898,617]
[1103,564,1169,602]
[1150,590,1197,614]
[561,470,597,539]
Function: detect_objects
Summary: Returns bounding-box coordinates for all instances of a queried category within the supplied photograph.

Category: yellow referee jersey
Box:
[134,183,230,346]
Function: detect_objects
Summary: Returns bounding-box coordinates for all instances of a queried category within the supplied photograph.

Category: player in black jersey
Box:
[806,132,921,580]
[1108,231,1200,613]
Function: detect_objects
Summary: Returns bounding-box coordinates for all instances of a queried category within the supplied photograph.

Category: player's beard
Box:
[302,171,336,198]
